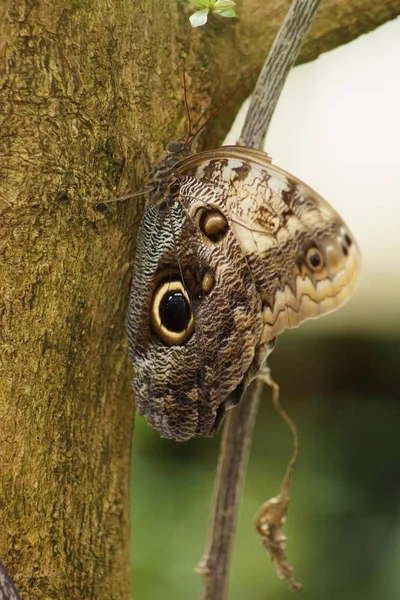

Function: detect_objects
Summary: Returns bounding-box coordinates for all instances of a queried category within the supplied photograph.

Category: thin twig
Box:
[198,1,323,598]
[0,561,22,600]
[196,379,262,599]
[239,0,322,149]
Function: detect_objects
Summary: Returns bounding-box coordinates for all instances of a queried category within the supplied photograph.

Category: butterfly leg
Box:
[92,115,151,205]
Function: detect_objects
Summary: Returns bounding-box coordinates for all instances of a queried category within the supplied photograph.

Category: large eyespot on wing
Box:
[176,146,361,339]
[150,276,194,346]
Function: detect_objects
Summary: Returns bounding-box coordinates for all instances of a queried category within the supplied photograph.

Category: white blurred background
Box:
[226,17,400,333]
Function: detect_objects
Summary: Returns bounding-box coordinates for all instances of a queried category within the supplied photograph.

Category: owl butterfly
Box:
[127,111,360,442]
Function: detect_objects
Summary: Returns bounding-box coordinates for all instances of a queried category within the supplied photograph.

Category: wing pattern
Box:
[127,143,360,440]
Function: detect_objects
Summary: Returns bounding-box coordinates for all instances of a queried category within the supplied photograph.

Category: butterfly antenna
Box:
[189,65,260,145]
[182,67,193,143]
[90,188,150,205]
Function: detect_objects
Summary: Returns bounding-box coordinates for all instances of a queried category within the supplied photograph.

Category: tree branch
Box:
[196,379,262,599]
[240,0,323,148]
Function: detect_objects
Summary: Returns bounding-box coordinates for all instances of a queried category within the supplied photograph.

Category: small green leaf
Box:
[214,0,236,8]
[188,0,236,27]
[215,8,236,18]
[189,8,209,27]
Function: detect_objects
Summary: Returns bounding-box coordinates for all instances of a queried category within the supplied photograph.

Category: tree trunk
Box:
[0,0,398,598]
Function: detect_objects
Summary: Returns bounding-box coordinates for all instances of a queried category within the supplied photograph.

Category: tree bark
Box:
[0,0,398,598]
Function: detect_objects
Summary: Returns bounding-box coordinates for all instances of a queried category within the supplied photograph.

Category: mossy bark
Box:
[0,0,398,598]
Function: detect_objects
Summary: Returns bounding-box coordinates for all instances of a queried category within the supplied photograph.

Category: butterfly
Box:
[126,137,360,441]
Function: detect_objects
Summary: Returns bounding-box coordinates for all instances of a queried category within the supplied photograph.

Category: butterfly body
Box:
[145,139,191,206]
[127,142,360,441]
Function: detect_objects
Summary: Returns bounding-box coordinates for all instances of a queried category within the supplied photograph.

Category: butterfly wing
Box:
[127,145,360,441]
[127,191,270,441]
[176,146,361,342]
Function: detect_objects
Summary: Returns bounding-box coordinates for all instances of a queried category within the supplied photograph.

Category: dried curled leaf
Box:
[257,368,302,592]
[255,493,302,592]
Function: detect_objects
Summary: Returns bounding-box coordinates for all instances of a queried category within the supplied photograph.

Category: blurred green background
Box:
[130,326,400,600]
